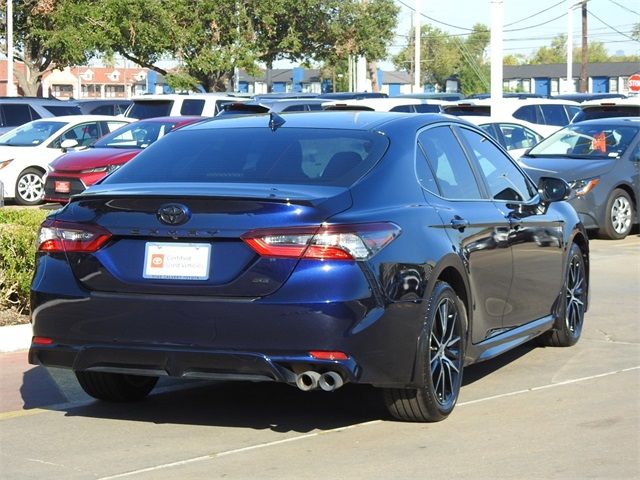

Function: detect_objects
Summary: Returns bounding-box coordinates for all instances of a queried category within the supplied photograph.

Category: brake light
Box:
[37,220,112,253]
[242,223,400,261]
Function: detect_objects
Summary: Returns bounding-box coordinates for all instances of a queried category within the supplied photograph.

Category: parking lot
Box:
[0,235,638,479]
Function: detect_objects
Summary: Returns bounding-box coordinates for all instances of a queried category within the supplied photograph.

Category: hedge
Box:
[0,208,49,313]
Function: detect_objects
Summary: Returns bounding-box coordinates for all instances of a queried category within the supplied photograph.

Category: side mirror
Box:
[60,139,79,151]
[538,176,570,203]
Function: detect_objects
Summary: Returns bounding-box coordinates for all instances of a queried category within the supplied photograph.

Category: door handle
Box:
[450,216,470,232]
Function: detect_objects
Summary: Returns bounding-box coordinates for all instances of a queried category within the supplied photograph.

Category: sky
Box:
[382,0,640,70]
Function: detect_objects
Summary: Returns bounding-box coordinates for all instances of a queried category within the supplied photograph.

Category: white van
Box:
[124,94,242,119]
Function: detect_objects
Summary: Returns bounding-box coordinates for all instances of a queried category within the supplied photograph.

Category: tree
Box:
[530,34,567,64]
[0,0,98,95]
[393,24,458,89]
[456,24,490,96]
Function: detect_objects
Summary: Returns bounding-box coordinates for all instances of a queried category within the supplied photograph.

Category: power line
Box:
[588,10,640,42]
[395,0,475,31]
[504,0,565,27]
[608,0,639,16]
[503,12,567,32]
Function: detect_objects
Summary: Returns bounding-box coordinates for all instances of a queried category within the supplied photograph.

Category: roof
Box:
[504,62,640,79]
[381,71,412,84]
[31,114,135,124]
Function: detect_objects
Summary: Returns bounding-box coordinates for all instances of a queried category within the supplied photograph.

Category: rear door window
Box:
[418,126,482,200]
[180,99,205,115]
[498,123,542,150]
[0,104,34,127]
[513,105,538,123]
[128,101,174,119]
[540,105,569,126]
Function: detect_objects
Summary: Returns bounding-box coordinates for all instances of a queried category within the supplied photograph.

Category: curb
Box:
[0,324,32,353]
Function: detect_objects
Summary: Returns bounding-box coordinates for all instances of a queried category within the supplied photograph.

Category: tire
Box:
[599,189,634,240]
[75,371,158,402]
[14,167,45,206]
[383,281,465,422]
[539,243,587,347]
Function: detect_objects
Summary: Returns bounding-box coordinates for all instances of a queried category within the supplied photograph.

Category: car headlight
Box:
[570,177,600,197]
[0,159,13,170]
[80,164,121,174]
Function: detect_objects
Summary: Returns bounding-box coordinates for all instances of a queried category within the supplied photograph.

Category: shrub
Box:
[0,208,49,313]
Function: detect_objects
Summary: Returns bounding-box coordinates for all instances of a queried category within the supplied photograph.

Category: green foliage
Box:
[393,23,489,96]
[0,0,99,95]
[529,35,637,64]
[0,209,48,314]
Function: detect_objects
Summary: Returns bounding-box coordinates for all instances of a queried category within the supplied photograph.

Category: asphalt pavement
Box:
[0,235,638,479]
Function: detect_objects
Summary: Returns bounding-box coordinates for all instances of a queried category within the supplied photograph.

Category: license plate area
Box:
[143,242,211,280]
[55,181,71,193]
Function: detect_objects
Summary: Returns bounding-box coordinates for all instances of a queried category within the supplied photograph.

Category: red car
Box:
[44,116,205,203]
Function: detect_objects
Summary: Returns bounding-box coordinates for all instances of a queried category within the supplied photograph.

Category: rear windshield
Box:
[573,106,640,123]
[104,127,389,187]
[43,105,82,116]
[127,100,174,119]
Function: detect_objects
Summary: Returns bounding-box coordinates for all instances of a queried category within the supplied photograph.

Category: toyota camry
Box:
[29,112,589,422]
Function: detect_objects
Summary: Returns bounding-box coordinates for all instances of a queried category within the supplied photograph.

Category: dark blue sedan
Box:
[29,112,589,422]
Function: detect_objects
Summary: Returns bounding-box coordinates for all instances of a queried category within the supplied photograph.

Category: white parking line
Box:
[96,365,640,480]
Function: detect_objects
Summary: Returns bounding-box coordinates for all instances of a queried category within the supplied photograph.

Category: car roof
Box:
[0,97,71,105]
[580,97,640,108]
[31,115,135,124]
[130,93,239,101]
[565,117,640,127]
[186,110,471,132]
[323,98,446,111]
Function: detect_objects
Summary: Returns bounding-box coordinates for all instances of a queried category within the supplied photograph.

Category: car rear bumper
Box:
[30,259,425,388]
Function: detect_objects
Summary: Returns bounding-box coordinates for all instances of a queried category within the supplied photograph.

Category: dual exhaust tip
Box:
[295,371,344,392]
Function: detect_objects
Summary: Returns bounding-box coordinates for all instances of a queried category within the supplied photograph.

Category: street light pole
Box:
[566,0,573,93]
[6,0,16,96]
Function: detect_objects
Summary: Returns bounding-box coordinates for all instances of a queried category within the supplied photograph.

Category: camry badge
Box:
[157,204,190,226]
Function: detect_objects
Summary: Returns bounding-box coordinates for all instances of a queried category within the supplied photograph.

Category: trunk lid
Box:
[56,183,352,297]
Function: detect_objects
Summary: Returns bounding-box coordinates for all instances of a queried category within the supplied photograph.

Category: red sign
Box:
[629,73,640,93]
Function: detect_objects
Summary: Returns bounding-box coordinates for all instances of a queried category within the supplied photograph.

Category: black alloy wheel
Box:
[384,281,465,422]
[540,243,587,347]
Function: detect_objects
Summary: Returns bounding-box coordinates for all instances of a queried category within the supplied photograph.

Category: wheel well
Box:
[572,233,590,292]
[615,184,636,211]
[438,266,470,327]
[19,165,46,176]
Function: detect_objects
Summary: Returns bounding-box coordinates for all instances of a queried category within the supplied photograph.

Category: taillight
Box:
[37,220,112,253]
[241,223,400,261]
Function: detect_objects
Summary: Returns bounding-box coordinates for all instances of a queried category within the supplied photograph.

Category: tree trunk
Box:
[13,58,42,97]
[367,61,379,93]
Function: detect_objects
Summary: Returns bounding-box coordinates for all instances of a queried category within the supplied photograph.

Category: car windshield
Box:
[94,121,180,149]
[0,120,66,146]
[527,124,639,159]
[104,127,389,187]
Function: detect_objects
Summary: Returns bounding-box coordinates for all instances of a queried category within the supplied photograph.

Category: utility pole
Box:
[580,0,588,93]
[490,0,503,101]
[414,0,421,93]
[6,0,16,96]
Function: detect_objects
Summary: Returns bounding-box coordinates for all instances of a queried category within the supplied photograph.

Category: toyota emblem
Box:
[157,204,190,225]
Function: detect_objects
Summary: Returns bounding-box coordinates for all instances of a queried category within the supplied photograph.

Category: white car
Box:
[443,98,580,137]
[323,97,448,113]
[572,97,640,123]
[124,93,242,119]
[0,115,133,205]
[462,116,547,160]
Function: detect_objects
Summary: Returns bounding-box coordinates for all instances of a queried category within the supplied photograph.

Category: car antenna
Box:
[269,112,286,132]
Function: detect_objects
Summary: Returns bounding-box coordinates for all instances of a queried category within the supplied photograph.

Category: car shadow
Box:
[462,342,537,387]
[55,381,389,432]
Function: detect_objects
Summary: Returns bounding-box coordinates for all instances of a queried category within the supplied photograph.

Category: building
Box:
[503,62,640,96]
